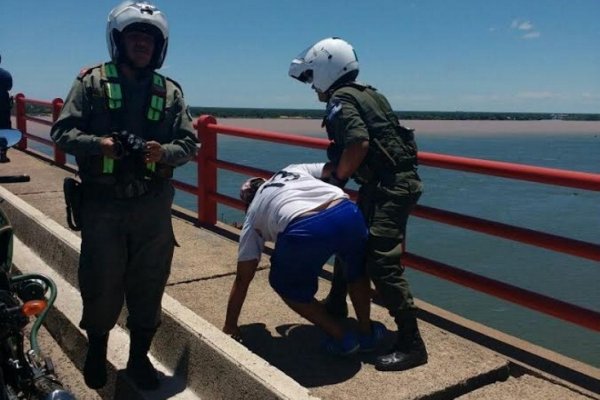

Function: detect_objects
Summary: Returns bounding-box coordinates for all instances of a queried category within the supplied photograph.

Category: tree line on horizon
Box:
[17,104,600,121]
[189,106,600,121]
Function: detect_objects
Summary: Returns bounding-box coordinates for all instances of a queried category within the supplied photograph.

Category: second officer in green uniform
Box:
[51,1,198,390]
[289,37,427,371]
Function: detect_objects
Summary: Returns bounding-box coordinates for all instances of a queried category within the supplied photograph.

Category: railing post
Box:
[51,98,65,165]
[197,115,218,225]
[14,93,27,150]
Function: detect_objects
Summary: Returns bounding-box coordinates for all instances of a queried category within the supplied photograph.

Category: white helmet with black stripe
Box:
[106,1,169,69]
[289,37,359,93]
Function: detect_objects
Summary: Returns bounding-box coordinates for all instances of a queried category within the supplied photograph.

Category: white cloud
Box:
[510,19,534,30]
[517,21,533,31]
[510,19,540,39]
[522,31,541,39]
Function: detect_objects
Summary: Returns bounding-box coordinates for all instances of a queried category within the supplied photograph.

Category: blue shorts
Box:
[269,199,368,303]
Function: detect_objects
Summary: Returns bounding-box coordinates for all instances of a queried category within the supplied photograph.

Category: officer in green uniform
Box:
[289,37,427,371]
[51,1,198,390]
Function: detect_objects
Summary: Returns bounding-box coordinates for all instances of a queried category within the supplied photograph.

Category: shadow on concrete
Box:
[112,369,188,400]
[417,308,600,395]
[240,322,363,387]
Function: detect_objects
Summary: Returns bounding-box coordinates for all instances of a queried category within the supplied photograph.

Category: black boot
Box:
[375,313,428,371]
[321,257,349,318]
[83,333,109,389]
[126,331,159,390]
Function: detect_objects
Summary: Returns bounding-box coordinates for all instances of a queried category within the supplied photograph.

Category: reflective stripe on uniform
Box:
[102,63,123,110]
[103,157,114,174]
[97,63,167,175]
[147,73,166,121]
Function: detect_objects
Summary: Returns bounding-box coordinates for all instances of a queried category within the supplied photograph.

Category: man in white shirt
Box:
[223,163,385,355]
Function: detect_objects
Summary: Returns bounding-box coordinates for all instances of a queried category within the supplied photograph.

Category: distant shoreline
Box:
[19,115,600,138]
[212,118,600,137]
[189,107,600,122]
[21,104,600,122]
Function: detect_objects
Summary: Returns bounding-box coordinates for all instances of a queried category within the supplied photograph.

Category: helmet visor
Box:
[289,45,316,83]
[294,46,312,61]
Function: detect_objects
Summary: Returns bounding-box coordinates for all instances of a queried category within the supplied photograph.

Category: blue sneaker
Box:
[359,321,388,352]
[321,332,359,356]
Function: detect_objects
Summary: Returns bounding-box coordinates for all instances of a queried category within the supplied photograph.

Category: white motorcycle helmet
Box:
[106,1,169,69]
[289,37,359,93]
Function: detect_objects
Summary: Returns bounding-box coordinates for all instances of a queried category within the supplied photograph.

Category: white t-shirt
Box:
[238,163,348,262]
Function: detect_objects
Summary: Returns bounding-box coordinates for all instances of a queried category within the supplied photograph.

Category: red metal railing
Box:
[13,95,600,333]
[13,94,66,166]
[196,117,600,333]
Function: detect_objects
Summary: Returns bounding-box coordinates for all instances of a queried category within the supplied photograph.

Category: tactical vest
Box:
[328,83,418,184]
[93,62,167,178]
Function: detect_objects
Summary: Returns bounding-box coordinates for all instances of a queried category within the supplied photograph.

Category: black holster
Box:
[63,178,82,231]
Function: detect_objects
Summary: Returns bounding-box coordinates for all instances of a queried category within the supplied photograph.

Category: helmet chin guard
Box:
[107,1,169,69]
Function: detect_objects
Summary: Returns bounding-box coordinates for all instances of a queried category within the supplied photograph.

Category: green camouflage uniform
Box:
[51,63,198,336]
[324,83,422,325]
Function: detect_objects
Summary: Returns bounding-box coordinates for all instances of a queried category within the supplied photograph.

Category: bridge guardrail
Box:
[13,94,600,335]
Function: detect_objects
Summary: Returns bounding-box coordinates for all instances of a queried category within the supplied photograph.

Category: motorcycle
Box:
[0,129,75,399]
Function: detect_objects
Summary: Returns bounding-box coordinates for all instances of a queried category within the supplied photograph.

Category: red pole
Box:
[404,252,600,332]
[14,93,27,150]
[197,115,217,225]
[51,98,65,165]
[419,151,600,191]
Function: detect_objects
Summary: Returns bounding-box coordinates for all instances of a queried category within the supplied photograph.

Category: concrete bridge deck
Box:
[1,148,599,399]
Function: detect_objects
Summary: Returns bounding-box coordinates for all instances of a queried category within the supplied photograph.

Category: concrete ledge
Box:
[12,237,199,400]
[1,185,319,400]
[3,153,599,400]
[415,300,600,397]
[1,187,81,288]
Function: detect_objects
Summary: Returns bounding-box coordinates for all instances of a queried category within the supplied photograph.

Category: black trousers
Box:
[78,182,175,334]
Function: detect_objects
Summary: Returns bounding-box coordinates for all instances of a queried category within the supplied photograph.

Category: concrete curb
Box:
[12,236,199,400]
[1,185,319,400]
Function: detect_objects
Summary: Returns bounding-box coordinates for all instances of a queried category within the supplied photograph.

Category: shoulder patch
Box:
[166,77,184,96]
[77,63,102,80]
[326,98,343,122]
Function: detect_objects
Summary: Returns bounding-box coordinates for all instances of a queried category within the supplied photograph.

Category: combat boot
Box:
[375,313,428,371]
[126,331,159,390]
[83,332,109,389]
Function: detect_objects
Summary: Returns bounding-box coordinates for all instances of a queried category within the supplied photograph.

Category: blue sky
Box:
[1,0,599,113]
